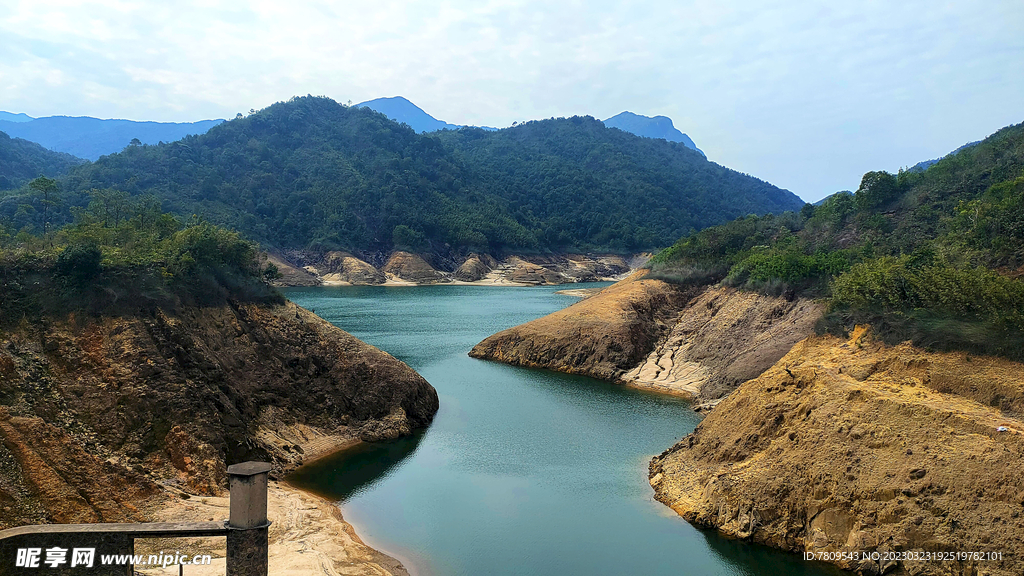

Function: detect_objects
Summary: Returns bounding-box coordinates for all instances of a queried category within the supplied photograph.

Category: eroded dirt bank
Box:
[469,272,692,380]
[649,329,1024,576]
[0,299,438,569]
[470,273,822,402]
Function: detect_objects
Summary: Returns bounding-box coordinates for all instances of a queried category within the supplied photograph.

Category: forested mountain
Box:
[0,115,223,160]
[433,116,796,248]
[651,120,1024,359]
[602,111,704,157]
[0,131,85,190]
[8,96,801,253]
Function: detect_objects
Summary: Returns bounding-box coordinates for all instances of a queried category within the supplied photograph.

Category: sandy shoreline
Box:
[136,428,419,576]
[317,277,623,289]
[319,277,534,287]
[139,480,411,576]
[552,286,608,298]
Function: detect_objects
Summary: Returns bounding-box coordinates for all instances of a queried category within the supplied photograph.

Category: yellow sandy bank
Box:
[137,482,409,576]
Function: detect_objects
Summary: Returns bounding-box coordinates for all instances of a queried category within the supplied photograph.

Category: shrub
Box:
[830,256,1024,330]
[54,242,102,281]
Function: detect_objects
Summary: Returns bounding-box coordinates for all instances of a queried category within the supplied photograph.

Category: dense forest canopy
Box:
[0,131,85,190]
[650,121,1024,359]
[432,116,793,248]
[1,96,802,254]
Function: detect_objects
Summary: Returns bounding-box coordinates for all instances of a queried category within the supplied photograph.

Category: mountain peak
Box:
[602,111,704,157]
[354,96,462,133]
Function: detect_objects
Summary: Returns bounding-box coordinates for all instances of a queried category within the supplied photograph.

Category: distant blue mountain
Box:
[0,115,224,161]
[354,96,499,133]
[602,111,704,157]
[0,111,33,123]
[354,96,463,133]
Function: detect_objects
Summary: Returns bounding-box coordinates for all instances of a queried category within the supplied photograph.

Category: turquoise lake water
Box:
[284,284,839,576]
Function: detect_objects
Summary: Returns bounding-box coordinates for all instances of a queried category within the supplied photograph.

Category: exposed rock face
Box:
[563,254,631,282]
[622,287,823,402]
[0,408,160,526]
[266,253,320,287]
[650,329,1024,576]
[383,251,449,284]
[0,301,439,529]
[505,257,566,285]
[454,254,497,282]
[470,272,693,380]
[318,251,386,285]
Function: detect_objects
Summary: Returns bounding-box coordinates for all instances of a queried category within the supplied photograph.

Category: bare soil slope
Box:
[650,329,1024,576]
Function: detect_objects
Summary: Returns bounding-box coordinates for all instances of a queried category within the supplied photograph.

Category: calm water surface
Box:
[285,284,839,576]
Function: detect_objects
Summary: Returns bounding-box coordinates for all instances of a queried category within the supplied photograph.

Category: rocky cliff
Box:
[649,328,1024,576]
[0,300,438,530]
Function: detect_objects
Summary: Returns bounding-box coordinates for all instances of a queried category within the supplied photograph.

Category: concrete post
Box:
[225,462,272,576]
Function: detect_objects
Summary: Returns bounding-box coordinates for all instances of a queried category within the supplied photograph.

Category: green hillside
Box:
[28,96,800,253]
[0,131,84,190]
[0,204,279,323]
[650,121,1024,359]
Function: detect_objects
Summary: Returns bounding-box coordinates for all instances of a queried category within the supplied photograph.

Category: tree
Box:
[87,188,132,228]
[28,176,60,237]
[854,171,900,210]
[129,137,142,147]
[55,242,102,281]
[134,194,163,230]
[263,262,282,280]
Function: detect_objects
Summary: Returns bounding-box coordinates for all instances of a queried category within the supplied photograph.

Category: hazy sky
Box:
[2,0,1022,202]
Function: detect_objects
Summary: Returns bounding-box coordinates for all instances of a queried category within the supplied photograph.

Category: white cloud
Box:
[0,0,1022,201]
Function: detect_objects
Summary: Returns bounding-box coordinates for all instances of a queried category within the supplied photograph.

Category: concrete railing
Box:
[0,461,272,575]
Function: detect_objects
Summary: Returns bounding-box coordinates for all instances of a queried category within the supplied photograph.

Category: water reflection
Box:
[289,431,426,501]
[698,528,847,576]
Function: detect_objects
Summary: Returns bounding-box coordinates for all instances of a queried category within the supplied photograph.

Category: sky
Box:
[1,0,1022,202]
